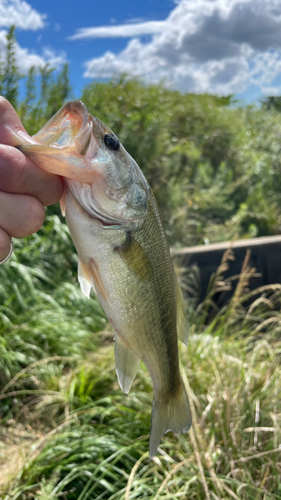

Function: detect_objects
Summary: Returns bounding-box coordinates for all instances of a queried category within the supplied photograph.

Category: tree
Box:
[2,25,21,108]
[0,49,4,95]
[46,63,72,119]
[19,66,36,123]
[262,96,281,111]
[39,63,54,105]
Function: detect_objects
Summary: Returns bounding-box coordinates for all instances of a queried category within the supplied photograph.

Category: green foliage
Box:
[2,27,281,245]
[19,63,72,135]
[262,95,281,111]
[2,28,281,244]
[0,214,106,389]
[0,50,3,95]
[81,78,237,240]
[0,26,21,108]
[1,224,281,500]
[81,77,281,245]
[39,63,72,121]
[0,27,71,134]
[2,27,281,500]
[1,302,281,499]
[19,66,36,123]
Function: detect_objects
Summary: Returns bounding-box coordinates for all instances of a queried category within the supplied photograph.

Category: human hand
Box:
[0,97,64,262]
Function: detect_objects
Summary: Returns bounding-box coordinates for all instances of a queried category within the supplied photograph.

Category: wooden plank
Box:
[173,235,281,303]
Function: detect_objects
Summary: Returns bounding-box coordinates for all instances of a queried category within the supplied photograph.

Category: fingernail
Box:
[7,126,36,146]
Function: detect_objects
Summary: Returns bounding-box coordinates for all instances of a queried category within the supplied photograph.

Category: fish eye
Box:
[104,133,120,151]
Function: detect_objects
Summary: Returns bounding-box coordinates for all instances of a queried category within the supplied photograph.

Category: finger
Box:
[0,227,12,263]
[0,145,64,206]
[0,191,45,238]
[0,96,34,146]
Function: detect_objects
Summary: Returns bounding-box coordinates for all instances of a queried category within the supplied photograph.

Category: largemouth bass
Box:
[17,101,191,457]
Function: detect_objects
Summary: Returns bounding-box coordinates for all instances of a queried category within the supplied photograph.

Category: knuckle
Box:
[0,145,25,185]
[21,197,45,236]
[44,178,64,206]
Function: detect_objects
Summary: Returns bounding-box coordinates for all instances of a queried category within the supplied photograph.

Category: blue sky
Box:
[15,0,172,97]
[1,0,281,102]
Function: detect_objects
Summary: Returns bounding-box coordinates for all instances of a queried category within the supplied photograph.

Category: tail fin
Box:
[149,380,191,458]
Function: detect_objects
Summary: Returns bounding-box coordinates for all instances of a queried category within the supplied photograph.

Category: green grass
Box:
[1,214,281,499]
[1,334,281,499]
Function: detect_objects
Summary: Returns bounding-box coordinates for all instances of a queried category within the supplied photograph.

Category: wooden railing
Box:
[173,235,281,303]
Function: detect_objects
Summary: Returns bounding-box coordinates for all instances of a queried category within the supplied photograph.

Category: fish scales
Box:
[66,189,180,395]
[16,100,192,457]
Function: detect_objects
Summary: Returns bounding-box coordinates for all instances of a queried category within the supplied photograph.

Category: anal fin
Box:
[114,335,140,394]
[176,279,189,345]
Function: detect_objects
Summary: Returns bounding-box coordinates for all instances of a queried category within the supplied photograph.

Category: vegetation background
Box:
[1,27,281,499]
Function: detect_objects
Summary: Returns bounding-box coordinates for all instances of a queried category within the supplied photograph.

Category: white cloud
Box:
[0,2,65,75]
[41,46,66,69]
[69,21,166,40]
[0,30,66,73]
[76,0,281,96]
[0,0,46,30]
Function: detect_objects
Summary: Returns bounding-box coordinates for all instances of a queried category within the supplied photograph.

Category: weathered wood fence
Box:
[173,235,281,303]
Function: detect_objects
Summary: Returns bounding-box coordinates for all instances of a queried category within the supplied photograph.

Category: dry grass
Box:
[1,226,281,499]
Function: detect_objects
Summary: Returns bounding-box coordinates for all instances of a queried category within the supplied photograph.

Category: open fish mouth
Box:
[16,101,101,183]
[16,100,148,225]
[33,101,94,152]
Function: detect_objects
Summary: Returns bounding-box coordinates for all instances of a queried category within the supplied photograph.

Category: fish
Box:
[16,100,191,457]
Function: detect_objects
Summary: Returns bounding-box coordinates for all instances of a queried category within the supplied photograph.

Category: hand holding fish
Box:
[0,97,64,263]
[0,97,191,457]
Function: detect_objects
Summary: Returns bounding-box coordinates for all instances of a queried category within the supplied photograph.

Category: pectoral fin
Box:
[78,258,109,304]
[176,279,189,344]
[78,258,95,298]
[89,259,108,302]
[114,335,140,394]
[115,232,153,282]
[59,188,67,217]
